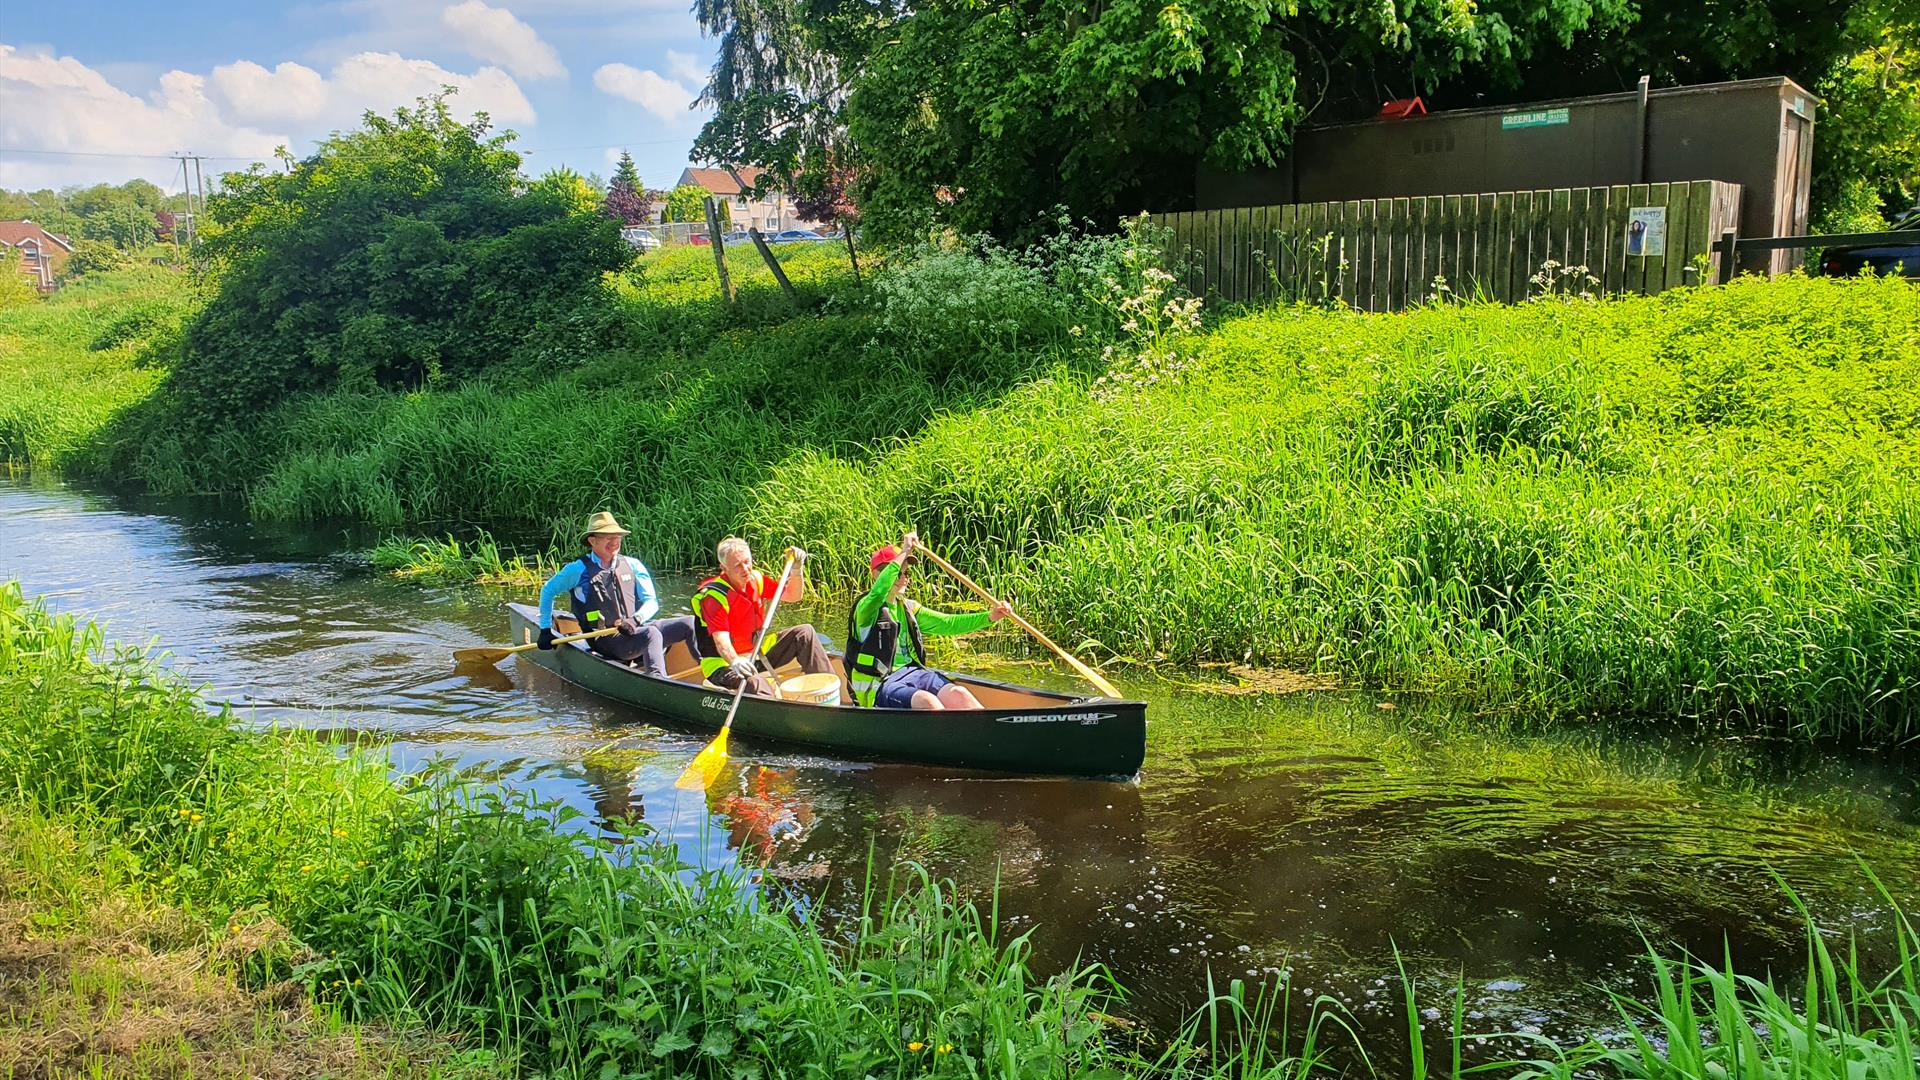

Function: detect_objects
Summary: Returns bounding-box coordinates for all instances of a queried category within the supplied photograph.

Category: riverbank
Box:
[3,582,1918,1078]
[3,247,1918,744]
[0,808,501,1078]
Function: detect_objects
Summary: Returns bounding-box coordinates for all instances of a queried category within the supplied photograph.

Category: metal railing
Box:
[1713,228,1920,284]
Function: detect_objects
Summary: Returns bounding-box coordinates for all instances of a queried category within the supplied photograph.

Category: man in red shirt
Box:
[690,536,833,697]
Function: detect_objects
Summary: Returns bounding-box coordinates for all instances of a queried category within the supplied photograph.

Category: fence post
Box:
[747,227,801,306]
[703,196,735,304]
[1714,229,1738,286]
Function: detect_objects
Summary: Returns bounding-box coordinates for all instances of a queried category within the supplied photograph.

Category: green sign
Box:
[1502,107,1570,129]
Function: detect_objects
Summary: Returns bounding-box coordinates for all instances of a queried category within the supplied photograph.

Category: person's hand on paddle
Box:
[988,601,1012,622]
[537,627,557,650]
[898,530,919,559]
[784,545,809,564]
[729,655,759,680]
[615,616,640,635]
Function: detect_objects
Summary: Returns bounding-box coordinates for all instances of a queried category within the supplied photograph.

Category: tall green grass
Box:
[6,233,1919,743]
[4,585,1917,1077]
[747,274,1920,744]
[0,266,199,471]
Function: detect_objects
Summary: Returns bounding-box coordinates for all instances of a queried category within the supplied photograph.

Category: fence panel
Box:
[1150,180,1738,310]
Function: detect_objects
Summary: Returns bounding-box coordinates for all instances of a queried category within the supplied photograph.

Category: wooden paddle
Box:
[911,541,1123,700]
[453,625,622,666]
[674,550,802,791]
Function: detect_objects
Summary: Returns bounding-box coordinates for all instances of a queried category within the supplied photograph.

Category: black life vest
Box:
[569,554,638,632]
[845,598,925,707]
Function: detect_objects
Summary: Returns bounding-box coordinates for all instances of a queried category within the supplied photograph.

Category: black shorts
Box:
[876,665,954,708]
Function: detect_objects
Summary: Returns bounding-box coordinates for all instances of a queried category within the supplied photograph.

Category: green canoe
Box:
[506,604,1146,779]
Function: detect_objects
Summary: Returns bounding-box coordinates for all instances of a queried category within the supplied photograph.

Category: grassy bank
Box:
[0,809,499,1078]
[4,238,1919,743]
[5,585,1919,1078]
[0,266,200,474]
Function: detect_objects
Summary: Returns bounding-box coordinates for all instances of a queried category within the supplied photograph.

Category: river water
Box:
[5,476,1917,1062]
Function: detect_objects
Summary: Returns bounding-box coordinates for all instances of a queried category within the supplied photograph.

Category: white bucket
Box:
[780,672,842,706]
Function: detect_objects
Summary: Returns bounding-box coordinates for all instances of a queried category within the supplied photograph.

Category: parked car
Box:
[768,229,828,243]
[1819,206,1919,278]
[619,227,661,252]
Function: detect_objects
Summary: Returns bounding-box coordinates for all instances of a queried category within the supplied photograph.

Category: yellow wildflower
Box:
[178,808,192,817]
[938,1044,953,1054]
[300,864,314,873]
[332,829,348,838]
[190,813,204,822]
[908,1041,924,1052]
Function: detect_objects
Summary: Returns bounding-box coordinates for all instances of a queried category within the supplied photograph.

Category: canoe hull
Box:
[505,605,1145,779]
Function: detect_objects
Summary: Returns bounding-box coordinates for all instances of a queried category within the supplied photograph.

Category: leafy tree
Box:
[602,152,654,225]
[85,204,159,249]
[531,167,605,215]
[1811,1,1920,226]
[0,251,39,308]
[165,93,628,427]
[62,239,135,280]
[663,183,721,223]
[869,0,1655,237]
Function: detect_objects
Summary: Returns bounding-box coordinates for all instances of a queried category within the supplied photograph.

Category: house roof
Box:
[678,166,769,196]
[0,220,74,251]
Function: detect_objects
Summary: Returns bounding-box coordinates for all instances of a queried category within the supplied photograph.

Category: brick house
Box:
[0,220,74,293]
[674,167,825,233]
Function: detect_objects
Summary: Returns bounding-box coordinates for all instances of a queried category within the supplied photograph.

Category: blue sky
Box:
[0,0,717,193]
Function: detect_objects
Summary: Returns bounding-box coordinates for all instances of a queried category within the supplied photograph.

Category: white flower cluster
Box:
[1089,261,1204,401]
[1527,259,1601,302]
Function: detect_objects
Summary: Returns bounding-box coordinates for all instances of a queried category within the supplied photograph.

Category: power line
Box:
[0,146,264,161]
[2,138,695,160]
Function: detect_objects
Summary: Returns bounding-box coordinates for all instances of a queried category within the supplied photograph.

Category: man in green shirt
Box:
[845,530,1010,709]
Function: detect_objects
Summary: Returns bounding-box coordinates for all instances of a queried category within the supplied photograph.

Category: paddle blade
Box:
[674,729,730,791]
[452,645,514,666]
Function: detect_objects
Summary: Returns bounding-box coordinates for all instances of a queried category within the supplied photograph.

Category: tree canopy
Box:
[689,0,1920,237]
[166,94,628,426]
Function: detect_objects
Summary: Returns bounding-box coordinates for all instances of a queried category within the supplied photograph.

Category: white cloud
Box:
[0,44,286,188]
[440,1,566,80]
[664,49,705,88]
[325,52,536,124]
[210,53,534,130]
[0,43,537,190]
[593,62,696,124]
[210,60,332,125]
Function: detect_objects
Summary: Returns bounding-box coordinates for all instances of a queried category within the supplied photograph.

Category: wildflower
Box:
[190,813,204,822]
[908,1041,924,1052]
[332,829,348,838]
[300,864,314,873]
[356,859,368,868]
[938,1044,953,1054]
[178,808,192,817]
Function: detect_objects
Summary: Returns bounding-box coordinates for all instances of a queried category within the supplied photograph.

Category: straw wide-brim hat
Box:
[581,511,631,543]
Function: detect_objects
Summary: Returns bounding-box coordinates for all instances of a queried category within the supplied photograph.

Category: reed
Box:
[369,532,561,586]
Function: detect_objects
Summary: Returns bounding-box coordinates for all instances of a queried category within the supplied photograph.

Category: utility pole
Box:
[172,152,206,275]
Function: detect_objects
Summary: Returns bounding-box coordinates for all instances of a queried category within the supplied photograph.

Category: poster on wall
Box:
[1626,207,1667,257]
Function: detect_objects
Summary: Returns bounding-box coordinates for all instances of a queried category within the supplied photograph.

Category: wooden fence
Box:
[1149,180,1741,311]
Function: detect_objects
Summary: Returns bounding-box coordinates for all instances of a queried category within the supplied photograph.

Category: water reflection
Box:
[4,476,1918,1063]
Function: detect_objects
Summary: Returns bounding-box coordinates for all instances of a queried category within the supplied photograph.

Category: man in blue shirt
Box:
[536,511,697,677]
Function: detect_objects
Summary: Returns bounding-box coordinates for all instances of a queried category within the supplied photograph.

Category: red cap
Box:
[869,545,901,572]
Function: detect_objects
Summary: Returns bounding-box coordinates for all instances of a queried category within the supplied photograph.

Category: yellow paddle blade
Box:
[452,645,514,666]
[674,730,730,791]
